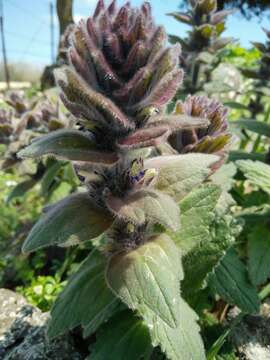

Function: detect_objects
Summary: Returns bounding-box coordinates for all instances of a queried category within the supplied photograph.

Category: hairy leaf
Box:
[237,160,270,195]
[117,126,171,150]
[148,297,205,360]
[182,214,240,298]
[22,192,113,252]
[248,225,270,286]
[106,234,183,328]
[209,248,260,313]
[48,250,119,338]
[55,67,132,131]
[106,189,180,231]
[210,163,237,192]
[89,311,152,360]
[135,70,183,110]
[170,184,221,253]
[147,114,209,131]
[146,154,219,202]
[18,129,118,164]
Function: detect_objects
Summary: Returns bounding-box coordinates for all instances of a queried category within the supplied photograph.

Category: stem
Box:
[191,59,201,94]
[57,248,77,280]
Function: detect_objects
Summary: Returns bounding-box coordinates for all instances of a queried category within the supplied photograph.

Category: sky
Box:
[2,0,270,67]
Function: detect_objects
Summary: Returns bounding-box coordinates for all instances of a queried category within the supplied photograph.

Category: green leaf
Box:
[209,248,260,313]
[182,214,240,298]
[210,163,237,192]
[40,161,62,196]
[6,178,37,203]
[240,68,261,79]
[233,119,270,137]
[106,235,205,359]
[206,328,231,360]
[224,102,249,110]
[229,150,265,162]
[106,234,183,328]
[149,297,205,360]
[170,184,221,253]
[146,154,219,202]
[48,181,72,203]
[107,189,180,231]
[237,204,270,223]
[22,192,113,252]
[257,86,270,96]
[48,250,119,338]
[215,354,237,360]
[248,225,270,286]
[18,129,118,164]
[88,311,152,360]
[236,160,270,195]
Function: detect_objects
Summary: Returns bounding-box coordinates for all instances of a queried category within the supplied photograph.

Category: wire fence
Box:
[1,0,59,69]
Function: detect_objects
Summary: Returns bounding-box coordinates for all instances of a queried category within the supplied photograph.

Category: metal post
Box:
[0,0,10,89]
[50,1,55,64]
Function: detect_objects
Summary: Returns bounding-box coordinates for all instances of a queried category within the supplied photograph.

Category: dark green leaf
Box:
[106,234,183,328]
[237,204,270,223]
[240,68,261,79]
[233,119,270,138]
[206,328,231,360]
[170,184,221,253]
[6,178,37,203]
[224,102,249,110]
[107,189,180,231]
[149,297,205,360]
[22,192,113,252]
[229,150,265,162]
[40,161,62,196]
[182,214,241,298]
[248,225,270,286]
[209,248,260,313]
[89,311,152,360]
[47,181,72,203]
[18,129,118,164]
[147,153,219,202]
[48,250,119,338]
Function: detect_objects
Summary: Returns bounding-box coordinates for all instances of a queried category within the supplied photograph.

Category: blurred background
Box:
[0,0,270,86]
